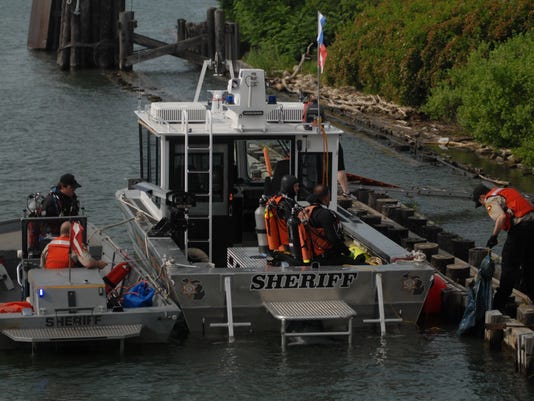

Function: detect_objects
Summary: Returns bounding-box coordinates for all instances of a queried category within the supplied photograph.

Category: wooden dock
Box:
[27,1,239,72]
[341,190,534,377]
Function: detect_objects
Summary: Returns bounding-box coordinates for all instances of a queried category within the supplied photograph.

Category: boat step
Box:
[0,263,15,290]
[1,324,143,343]
[264,300,356,351]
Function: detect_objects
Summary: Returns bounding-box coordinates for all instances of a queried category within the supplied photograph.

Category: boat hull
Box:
[0,218,181,350]
[170,259,432,336]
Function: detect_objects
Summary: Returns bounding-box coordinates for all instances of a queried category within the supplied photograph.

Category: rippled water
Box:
[1,1,533,399]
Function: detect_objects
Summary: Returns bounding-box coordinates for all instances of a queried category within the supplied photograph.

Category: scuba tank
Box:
[255,195,269,255]
[264,197,281,251]
[287,207,302,261]
[297,209,313,264]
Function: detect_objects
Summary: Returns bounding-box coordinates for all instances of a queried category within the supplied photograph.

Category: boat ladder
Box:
[183,110,213,262]
[2,324,143,356]
[362,272,403,335]
[264,300,357,351]
[209,276,251,341]
[0,262,15,290]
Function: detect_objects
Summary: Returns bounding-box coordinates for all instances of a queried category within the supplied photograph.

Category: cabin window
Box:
[171,151,224,203]
[236,139,291,183]
[298,152,333,194]
[139,126,160,186]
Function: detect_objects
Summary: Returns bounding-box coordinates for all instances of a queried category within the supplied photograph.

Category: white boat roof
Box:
[135,68,344,138]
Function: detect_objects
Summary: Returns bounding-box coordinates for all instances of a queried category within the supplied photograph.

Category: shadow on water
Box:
[436,147,534,195]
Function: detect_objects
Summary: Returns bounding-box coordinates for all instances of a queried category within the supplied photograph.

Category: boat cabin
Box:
[133,69,343,266]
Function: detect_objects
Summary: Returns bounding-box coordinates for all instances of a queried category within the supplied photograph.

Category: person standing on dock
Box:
[473,184,534,309]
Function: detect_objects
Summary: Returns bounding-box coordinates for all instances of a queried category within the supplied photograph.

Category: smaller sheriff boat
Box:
[116,67,435,348]
[0,204,180,352]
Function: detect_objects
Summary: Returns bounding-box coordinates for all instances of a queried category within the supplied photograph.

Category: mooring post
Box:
[206,7,216,61]
[177,18,186,42]
[98,0,113,68]
[214,9,225,74]
[69,2,81,69]
[118,11,134,70]
[57,0,71,69]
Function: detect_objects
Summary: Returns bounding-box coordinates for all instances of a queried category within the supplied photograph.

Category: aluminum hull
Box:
[0,218,181,350]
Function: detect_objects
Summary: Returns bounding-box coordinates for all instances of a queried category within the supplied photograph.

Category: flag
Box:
[70,221,84,256]
[317,12,328,73]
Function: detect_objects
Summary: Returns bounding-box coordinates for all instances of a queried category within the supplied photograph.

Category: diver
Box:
[264,175,300,255]
[41,173,82,237]
[300,185,359,265]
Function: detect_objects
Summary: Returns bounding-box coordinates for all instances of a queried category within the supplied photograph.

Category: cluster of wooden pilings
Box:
[340,189,534,376]
[28,1,239,72]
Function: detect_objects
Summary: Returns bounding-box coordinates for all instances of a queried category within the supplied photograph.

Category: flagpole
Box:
[316,11,321,126]
[68,220,72,283]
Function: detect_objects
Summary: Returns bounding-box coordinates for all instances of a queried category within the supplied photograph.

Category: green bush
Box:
[327,0,532,106]
[425,32,533,162]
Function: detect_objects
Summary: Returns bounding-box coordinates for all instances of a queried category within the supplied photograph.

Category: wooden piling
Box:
[430,254,455,274]
[446,263,471,286]
[355,188,370,204]
[57,0,71,69]
[386,227,408,245]
[468,247,489,269]
[452,238,476,262]
[367,192,386,210]
[401,237,426,251]
[419,224,443,243]
[214,9,225,71]
[441,287,466,322]
[414,242,439,260]
[375,198,397,214]
[360,214,381,227]
[406,216,427,235]
[69,6,81,69]
[206,8,216,60]
[399,207,415,225]
[437,231,458,254]
[118,11,134,70]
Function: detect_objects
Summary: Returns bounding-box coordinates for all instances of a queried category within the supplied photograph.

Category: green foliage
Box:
[243,44,297,74]
[425,32,534,165]
[327,0,532,106]
[219,0,367,62]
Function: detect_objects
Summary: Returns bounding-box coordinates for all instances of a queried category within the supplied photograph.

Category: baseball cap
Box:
[472,184,489,208]
[59,173,81,189]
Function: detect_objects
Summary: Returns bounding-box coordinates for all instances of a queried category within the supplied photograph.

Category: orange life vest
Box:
[485,187,534,231]
[264,195,289,251]
[45,236,71,269]
[298,205,335,260]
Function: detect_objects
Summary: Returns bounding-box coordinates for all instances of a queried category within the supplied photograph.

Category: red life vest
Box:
[45,236,71,269]
[264,195,290,251]
[485,187,534,231]
[298,205,335,259]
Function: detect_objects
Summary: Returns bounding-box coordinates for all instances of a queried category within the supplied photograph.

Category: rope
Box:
[117,196,159,221]
[88,217,136,242]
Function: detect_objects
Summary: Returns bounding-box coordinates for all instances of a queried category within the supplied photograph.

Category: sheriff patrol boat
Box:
[0,212,180,352]
[116,66,434,348]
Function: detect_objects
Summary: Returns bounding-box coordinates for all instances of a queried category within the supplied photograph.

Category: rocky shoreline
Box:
[270,73,534,181]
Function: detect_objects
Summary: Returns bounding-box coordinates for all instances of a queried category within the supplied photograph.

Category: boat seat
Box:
[264,300,356,351]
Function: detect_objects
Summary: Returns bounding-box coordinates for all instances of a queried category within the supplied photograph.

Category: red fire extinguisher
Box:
[103,262,131,294]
